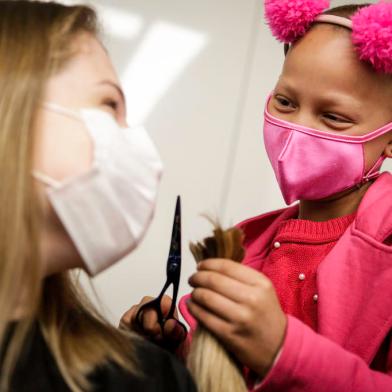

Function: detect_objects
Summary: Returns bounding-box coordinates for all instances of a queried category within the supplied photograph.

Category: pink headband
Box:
[265,0,392,74]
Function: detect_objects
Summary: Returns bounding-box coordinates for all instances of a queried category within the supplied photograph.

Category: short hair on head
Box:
[284,3,372,55]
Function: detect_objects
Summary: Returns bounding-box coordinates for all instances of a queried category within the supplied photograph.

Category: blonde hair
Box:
[188,225,247,392]
[0,1,139,391]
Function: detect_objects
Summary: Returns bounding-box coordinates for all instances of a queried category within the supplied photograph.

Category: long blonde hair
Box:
[188,225,248,392]
[0,1,139,391]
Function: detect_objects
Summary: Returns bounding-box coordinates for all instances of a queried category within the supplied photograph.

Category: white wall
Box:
[64,0,389,324]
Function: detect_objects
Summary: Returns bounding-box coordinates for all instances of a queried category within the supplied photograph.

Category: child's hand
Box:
[188,258,287,376]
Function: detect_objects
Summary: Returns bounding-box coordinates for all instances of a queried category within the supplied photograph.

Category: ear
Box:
[384,138,392,158]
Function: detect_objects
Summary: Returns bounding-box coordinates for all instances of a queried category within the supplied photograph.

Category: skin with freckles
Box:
[125,25,392,375]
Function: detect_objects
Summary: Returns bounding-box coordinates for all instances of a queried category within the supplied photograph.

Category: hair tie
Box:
[265,0,392,74]
[265,0,330,43]
[352,2,392,74]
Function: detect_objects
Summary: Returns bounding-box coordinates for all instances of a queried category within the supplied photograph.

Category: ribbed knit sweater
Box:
[262,213,356,331]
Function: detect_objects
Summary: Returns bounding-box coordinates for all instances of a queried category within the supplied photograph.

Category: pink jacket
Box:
[179,173,392,391]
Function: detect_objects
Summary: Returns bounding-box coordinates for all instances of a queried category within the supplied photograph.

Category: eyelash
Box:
[274,96,352,124]
[275,96,293,108]
[323,113,349,123]
[104,99,120,110]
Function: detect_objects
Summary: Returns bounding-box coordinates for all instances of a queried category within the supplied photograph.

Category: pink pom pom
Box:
[265,0,330,43]
[352,2,392,74]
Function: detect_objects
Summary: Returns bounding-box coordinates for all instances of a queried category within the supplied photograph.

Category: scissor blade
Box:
[168,196,181,260]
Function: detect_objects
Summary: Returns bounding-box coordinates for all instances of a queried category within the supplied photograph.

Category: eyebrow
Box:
[277,79,363,108]
[98,80,126,104]
[274,78,299,97]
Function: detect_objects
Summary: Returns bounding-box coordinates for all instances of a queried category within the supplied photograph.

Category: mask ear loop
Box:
[360,154,387,185]
[32,171,62,189]
[42,102,81,121]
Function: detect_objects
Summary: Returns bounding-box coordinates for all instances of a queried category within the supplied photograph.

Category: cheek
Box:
[268,99,288,121]
[34,179,84,275]
[33,111,94,181]
[363,136,388,171]
[33,178,66,239]
[267,98,275,114]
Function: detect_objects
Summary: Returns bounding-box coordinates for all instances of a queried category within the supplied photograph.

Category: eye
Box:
[274,95,296,112]
[103,99,119,111]
[323,113,352,124]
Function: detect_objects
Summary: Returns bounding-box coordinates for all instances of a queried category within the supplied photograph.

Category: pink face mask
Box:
[263,96,392,205]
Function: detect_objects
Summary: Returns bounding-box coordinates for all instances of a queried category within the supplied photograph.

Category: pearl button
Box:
[299,273,306,281]
[313,294,319,302]
[274,241,281,249]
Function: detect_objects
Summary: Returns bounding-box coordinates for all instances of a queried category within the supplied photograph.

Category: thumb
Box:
[163,319,187,342]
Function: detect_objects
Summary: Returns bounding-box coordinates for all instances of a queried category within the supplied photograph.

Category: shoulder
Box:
[136,339,196,391]
[237,208,287,238]
[235,206,298,260]
[92,339,196,392]
[10,323,195,392]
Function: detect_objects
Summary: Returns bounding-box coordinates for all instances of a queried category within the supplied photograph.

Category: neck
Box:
[298,182,373,222]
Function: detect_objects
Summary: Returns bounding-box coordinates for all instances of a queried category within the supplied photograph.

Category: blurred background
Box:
[60,0,388,324]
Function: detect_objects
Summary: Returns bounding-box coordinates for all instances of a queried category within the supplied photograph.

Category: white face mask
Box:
[33,103,163,276]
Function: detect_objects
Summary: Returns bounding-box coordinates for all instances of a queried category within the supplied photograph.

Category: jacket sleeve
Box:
[252,316,392,392]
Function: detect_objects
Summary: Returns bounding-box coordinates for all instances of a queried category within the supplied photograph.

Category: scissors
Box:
[136,196,187,345]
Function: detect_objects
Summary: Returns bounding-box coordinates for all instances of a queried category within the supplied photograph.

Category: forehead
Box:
[45,32,119,102]
[280,25,391,104]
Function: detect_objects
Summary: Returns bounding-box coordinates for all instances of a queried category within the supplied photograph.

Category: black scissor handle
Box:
[135,284,187,336]
[135,296,164,331]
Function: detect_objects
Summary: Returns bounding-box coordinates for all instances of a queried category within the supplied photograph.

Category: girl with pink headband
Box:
[127,1,392,391]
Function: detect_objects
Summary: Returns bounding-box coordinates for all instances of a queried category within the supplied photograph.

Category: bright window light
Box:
[122,22,207,125]
[58,1,144,40]
[96,4,144,40]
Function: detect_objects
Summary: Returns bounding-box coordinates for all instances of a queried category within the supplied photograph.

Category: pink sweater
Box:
[179,173,392,391]
[262,213,355,331]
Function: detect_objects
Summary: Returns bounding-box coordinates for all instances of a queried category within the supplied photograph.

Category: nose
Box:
[288,109,319,130]
[267,97,320,130]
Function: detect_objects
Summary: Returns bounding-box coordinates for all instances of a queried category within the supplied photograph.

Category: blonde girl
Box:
[0,1,195,391]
